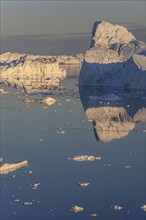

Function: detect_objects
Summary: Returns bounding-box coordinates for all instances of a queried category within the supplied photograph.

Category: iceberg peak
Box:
[79,20,146,90]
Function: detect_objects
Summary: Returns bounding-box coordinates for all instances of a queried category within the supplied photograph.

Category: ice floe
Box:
[69,155,101,161]
[78,182,90,187]
[23,96,56,105]
[71,205,84,213]
[112,205,123,211]
[141,205,146,211]
[0,160,28,174]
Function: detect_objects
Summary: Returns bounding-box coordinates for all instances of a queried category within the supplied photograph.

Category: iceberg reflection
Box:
[79,86,146,142]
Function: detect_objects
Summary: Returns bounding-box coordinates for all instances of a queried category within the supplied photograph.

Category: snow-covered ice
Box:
[79,21,146,90]
[0,53,66,93]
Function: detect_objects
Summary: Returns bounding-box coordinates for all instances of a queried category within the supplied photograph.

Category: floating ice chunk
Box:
[31,182,41,190]
[14,199,20,202]
[78,182,90,187]
[23,202,33,206]
[91,213,98,217]
[125,165,131,169]
[71,206,84,213]
[0,157,3,162]
[0,160,28,175]
[0,88,8,94]
[23,98,38,103]
[23,97,56,106]
[141,205,146,211]
[69,155,101,161]
[41,97,56,105]
[112,205,123,211]
[39,138,44,141]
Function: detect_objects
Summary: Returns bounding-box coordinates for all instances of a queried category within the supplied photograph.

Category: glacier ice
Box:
[79,21,146,90]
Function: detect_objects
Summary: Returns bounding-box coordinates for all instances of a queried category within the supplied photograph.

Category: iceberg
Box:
[79,21,146,90]
[0,52,66,94]
[0,52,84,93]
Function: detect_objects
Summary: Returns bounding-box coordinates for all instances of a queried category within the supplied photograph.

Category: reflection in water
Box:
[79,86,146,142]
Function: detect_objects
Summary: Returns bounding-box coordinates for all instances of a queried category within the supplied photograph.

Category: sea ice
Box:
[0,160,28,174]
[69,155,101,161]
[71,206,84,213]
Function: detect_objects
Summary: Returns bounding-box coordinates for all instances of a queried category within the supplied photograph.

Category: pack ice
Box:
[79,21,146,90]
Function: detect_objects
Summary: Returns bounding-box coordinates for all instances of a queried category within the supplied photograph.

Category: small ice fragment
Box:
[0,88,8,94]
[15,199,20,202]
[79,182,90,187]
[29,170,33,174]
[0,157,3,162]
[31,182,41,190]
[66,98,70,102]
[125,165,131,169]
[41,97,56,105]
[113,205,123,211]
[69,155,101,161]
[71,205,84,213]
[141,205,146,211]
[23,98,37,103]
[39,139,44,141]
[91,213,98,217]
[36,200,41,203]
[23,202,33,205]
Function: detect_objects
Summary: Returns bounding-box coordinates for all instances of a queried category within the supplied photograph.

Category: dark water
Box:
[0,66,146,220]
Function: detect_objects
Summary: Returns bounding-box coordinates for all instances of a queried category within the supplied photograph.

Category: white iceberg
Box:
[79,21,146,90]
[0,52,66,94]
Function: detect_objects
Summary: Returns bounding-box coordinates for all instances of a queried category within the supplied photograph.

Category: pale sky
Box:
[1,0,146,36]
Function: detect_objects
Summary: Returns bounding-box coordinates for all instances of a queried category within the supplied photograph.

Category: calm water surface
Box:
[0,65,145,220]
